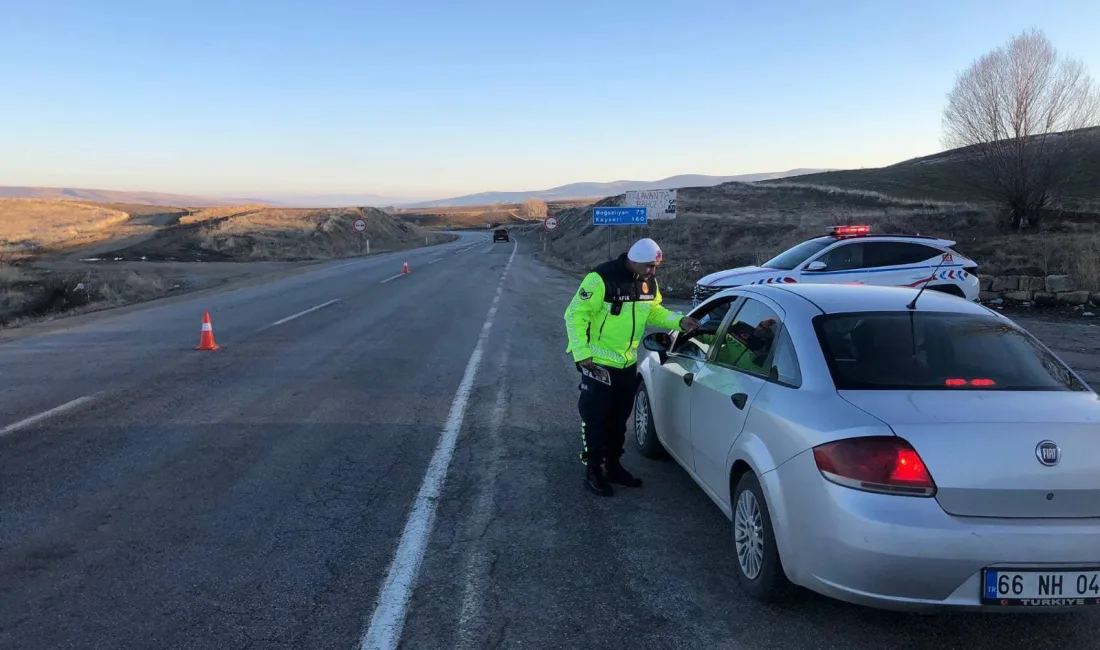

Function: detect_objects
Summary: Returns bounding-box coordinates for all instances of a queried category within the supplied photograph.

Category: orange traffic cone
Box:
[403,260,410,274]
[196,311,220,351]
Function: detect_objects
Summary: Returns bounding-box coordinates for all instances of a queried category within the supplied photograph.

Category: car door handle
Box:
[731,393,748,409]
[683,373,694,387]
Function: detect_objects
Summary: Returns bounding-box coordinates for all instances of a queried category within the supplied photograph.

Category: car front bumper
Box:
[768,450,1100,612]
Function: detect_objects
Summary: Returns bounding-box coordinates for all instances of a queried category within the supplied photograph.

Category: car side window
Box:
[767,328,802,388]
[710,298,781,377]
[861,242,942,268]
[812,242,864,271]
[671,296,738,361]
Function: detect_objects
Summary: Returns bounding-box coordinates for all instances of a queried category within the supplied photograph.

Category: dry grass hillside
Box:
[763,126,1100,209]
[0,185,261,207]
[0,261,180,328]
[159,205,451,261]
[0,199,450,327]
[0,199,132,256]
[538,182,1100,299]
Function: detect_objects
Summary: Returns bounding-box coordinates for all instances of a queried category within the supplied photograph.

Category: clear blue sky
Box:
[2,0,1098,200]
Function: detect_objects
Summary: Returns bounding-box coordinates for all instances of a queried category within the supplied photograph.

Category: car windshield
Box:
[814,311,1089,391]
[761,236,834,270]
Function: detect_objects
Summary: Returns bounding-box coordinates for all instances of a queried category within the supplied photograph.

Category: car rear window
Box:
[761,237,833,270]
[813,311,1088,391]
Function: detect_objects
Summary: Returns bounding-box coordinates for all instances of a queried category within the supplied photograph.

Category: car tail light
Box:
[812,436,936,497]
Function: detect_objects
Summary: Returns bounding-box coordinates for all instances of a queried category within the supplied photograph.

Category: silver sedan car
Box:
[633,282,1100,612]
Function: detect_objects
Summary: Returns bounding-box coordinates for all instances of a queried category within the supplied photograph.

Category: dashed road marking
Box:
[266,299,341,328]
[0,394,100,438]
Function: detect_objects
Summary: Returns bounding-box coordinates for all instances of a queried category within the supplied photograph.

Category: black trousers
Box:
[577,363,638,467]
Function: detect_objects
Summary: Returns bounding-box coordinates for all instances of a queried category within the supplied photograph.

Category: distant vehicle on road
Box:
[634,282,1100,612]
[493,228,509,243]
[692,225,980,308]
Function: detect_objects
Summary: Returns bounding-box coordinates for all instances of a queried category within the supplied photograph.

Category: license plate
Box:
[982,568,1100,606]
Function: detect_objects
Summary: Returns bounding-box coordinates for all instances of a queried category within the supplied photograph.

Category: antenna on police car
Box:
[906,253,950,310]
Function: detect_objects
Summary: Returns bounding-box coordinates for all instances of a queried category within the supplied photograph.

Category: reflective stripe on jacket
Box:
[564,253,684,368]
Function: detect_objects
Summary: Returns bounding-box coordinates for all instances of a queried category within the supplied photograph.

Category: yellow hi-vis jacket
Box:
[564,253,685,369]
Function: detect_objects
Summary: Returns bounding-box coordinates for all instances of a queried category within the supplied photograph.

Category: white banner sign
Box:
[625,189,677,220]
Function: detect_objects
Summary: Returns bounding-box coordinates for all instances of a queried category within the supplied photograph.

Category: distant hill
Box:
[0,186,272,207]
[2,167,840,211]
[403,169,833,208]
[258,193,426,208]
[763,126,1100,205]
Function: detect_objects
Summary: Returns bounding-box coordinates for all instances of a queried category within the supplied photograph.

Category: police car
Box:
[692,225,981,307]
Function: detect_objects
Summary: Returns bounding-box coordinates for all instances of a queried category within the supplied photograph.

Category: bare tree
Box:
[519,197,548,219]
[942,29,1100,229]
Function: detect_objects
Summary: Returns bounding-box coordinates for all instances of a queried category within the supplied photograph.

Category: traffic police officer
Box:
[563,238,699,496]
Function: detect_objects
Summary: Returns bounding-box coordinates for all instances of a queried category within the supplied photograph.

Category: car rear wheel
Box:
[732,472,795,602]
[633,382,668,459]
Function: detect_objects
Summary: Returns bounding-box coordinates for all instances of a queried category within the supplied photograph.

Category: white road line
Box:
[331,251,400,269]
[268,299,340,327]
[455,343,509,649]
[359,238,518,650]
[428,257,443,264]
[0,394,99,438]
[380,273,406,283]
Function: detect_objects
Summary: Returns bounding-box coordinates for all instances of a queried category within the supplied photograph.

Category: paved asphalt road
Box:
[2,230,1100,650]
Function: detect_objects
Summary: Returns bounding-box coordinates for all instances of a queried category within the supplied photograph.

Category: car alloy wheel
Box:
[633,383,667,459]
[634,389,650,447]
[731,472,796,602]
[734,489,765,580]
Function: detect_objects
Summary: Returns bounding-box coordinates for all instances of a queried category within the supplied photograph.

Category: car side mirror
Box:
[642,332,672,364]
[806,260,827,271]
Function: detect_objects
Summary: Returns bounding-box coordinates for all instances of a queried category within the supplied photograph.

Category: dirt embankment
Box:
[536,182,1100,302]
[120,205,453,262]
[0,199,133,257]
[395,199,590,231]
[0,199,452,327]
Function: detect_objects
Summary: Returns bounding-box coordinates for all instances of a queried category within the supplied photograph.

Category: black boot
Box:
[604,459,643,487]
[584,464,614,497]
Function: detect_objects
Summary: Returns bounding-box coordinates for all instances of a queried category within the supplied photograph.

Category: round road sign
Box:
[544,216,559,232]
[353,218,367,233]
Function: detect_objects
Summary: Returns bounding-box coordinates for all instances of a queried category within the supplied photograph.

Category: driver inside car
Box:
[713,317,778,373]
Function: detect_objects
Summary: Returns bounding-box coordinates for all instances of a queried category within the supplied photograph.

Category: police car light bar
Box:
[829,225,871,237]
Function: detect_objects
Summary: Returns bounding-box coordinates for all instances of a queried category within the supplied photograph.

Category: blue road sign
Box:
[593,207,648,226]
